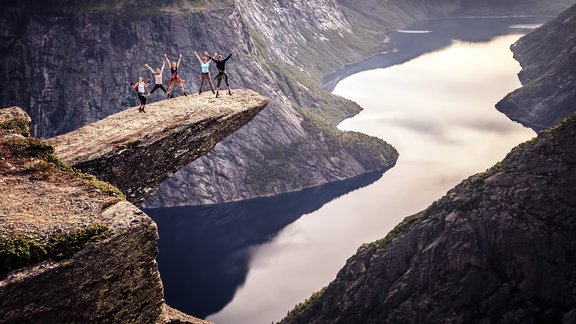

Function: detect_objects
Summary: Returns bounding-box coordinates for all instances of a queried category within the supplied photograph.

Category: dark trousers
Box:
[150,84,167,94]
[215,71,230,88]
[138,93,147,105]
[199,72,215,93]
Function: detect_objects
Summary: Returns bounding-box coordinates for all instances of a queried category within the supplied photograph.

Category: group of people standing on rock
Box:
[131,48,237,113]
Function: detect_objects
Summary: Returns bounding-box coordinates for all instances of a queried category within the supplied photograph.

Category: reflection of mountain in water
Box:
[323,16,548,92]
[144,169,387,319]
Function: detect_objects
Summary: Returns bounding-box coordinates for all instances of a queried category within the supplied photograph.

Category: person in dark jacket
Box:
[206,48,236,97]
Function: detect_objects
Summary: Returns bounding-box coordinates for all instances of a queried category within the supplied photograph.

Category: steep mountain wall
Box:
[281,5,576,322]
[281,112,576,324]
[497,3,576,132]
[0,0,398,207]
[1,0,573,207]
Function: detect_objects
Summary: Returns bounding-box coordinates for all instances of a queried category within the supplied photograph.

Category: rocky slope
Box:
[281,112,576,324]
[0,0,398,207]
[0,108,207,323]
[3,1,572,207]
[48,89,268,204]
[497,3,576,132]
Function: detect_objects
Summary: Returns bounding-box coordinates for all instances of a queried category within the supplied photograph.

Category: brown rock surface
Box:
[0,107,208,322]
[48,89,269,205]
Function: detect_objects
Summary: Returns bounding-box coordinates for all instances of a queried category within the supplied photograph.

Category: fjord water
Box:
[146,17,542,324]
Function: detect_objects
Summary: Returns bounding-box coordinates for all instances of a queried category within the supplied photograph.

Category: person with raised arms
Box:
[144,60,168,98]
[194,50,216,95]
[207,48,236,97]
[165,53,187,97]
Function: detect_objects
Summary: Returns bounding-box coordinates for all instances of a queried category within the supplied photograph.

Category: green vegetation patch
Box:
[286,286,327,318]
[0,118,30,136]
[2,137,125,199]
[365,212,424,251]
[0,224,112,279]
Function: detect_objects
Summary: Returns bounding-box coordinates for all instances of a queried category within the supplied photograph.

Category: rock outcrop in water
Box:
[48,89,268,205]
[497,3,576,132]
[0,107,209,323]
[281,113,576,324]
[3,0,572,207]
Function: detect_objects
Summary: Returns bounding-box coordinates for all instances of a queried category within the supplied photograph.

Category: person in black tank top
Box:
[165,53,187,98]
[208,48,236,97]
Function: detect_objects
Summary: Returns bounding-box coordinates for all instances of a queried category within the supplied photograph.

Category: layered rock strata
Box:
[0,107,208,323]
[49,90,268,204]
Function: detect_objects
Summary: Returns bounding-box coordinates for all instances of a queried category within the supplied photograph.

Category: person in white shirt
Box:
[131,77,150,113]
[144,61,168,97]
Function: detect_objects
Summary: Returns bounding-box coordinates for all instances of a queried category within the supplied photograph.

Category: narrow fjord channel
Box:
[145,16,545,324]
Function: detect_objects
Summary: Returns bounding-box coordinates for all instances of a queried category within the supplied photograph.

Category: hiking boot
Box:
[184,91,188,96]
[167,92,171,99]
[212,90,216,94]
[216,91,219,98]
[198,90,202,95]
[228,90,232,95]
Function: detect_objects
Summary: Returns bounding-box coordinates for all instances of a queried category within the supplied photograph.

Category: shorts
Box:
[138,93,147,104]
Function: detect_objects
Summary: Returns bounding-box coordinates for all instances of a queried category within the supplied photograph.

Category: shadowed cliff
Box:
[496,3,576,132]
[48,89,269,205]
[281,5,576,322]
[281,112,576,323]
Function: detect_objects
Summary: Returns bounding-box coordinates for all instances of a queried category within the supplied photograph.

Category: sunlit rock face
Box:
[49,90,269,205]
[0,107,206,323]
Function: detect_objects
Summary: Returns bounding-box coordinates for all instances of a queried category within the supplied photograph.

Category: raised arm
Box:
[160,61,165,73]
[194,50,202,63]
[211,52,218,64]
[177,53,182,68]
[223,48,236,62]
[164,54,171,67]
[144,63,155,74]
[205,51,215,62]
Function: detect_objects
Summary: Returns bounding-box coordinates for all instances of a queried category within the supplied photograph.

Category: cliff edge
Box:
[0,107,215,323]
[48,89,269,205]
[496,3,576,131]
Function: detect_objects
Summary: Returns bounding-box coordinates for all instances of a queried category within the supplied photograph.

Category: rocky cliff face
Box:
[496,3,576,132]
[48,89,268,205]
[281,112,576,324]
[0,108,205,323]
[4,1,570,207]
[0,0,398,208]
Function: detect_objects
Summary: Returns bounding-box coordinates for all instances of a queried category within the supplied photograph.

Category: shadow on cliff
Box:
[323,16,548,92]
[143,168,387,319]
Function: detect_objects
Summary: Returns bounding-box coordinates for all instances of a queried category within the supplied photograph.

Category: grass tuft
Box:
[0,118,30,136]
[0,224,112,278]
[286,287,327,318]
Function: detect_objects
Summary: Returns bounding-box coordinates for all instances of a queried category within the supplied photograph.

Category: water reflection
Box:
[323,16,547,92]
[209,21,537,324]
[152,17,543,324]
[144,170,386,318]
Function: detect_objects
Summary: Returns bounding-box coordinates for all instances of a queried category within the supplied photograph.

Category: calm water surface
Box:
[146,17,542,324]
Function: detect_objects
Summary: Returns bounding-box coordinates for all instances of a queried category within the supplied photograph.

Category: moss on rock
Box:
[0,224,112,278]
